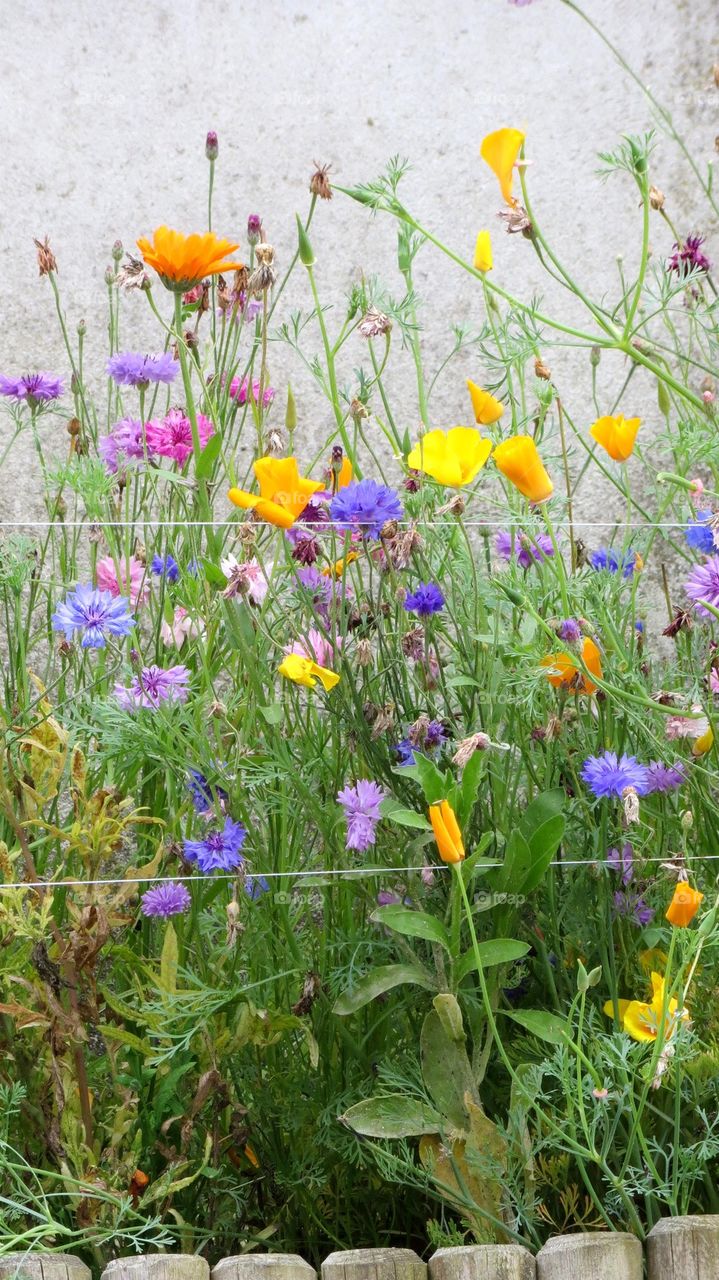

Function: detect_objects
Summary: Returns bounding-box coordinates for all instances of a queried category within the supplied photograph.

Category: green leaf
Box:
[370,906,450,951]
[380,800,432,831]
[195,431,222,480]
[456,939,531,983]
[341,1095,442,1138]
[504,1009,567,1045]
[159,921,178,995]
[421,1003,477,1128]
[99,1024,153,1056]
[333,963,436,1015]
[259,703,283,725]
[413,753,451,806]
[457,749,486,829]
[203,559,228,589]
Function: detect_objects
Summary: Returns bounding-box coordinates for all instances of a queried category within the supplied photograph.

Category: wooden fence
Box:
[2,1218,719,1280]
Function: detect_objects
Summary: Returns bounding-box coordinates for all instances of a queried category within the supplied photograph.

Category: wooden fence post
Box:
[535,1234,642,1280]
[322,1249,426,1280]
[430,1243,535,1280]
[0,1256,91,1280]
[213,1257,316,1280]
[102,1257,209,1280]
[647,1216,719,1279]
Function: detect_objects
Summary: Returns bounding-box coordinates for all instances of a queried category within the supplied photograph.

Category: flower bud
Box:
[205,130,219,161]
[649,185,665,210]
[247,214,262,246]
[112,239,124,262]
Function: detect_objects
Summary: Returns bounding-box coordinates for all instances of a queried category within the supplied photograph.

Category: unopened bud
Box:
[112,239,124,262]
[205,130,219,161]
[104,265,114,285]
[649,185,665,210]
[590,346,601,367]
[77,318,86,337]
[247,214,262,246]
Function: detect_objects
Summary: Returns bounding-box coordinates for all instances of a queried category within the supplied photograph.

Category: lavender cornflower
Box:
[141,882,192,917]
[0,372,64,406]
[246,874,270,899]
[589,547,639,578]
[330,479,403,539]
[337,779,385,851]
[581,751,650,798]
[393,739,417,767]
[107,352,179,387]
[495,530,554,569]
[667,234,711,276]
[115,664,190,710]
[606,842,634,885]
[51,585,135,648]
[685,510,715,555]
[152,554,180,583]
[425,720,447,751]
[98,417,146,474]
[557,617,582,643]
[645,761,686,794]
[187,770,229,815]
[184,817,247,873]
[404,582,445,617]
[613,889,654,927]
[685,556,719,616]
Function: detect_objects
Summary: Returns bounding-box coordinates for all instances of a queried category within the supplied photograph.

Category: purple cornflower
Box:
[115,664,190,710]
[52,584,135,648]
[667,235,711,276]
[425,720,447,750]
[337,779,385,851]
[329,479,403,538]
[107,351,179,388]
[590,547,638,578]
[152,554,180,582]
[685,510,715,555]
[141,882,192,917]
[287,528,320,565]
[377,890,403,907]
[404,582,445,617]
[581,751,650,798]
[184,817,247,873]
[645,761,686,794]
[613,889,654,927]
[495,530,554,569]
[246,874,270,899]
[98,417,146,475]
[247,214,263,245]
[557,617,582,643]
[0,372,64,406]
[187,769,229,815]
[606,842,634,885]
[685,556,719,616]
[393,739,416,767]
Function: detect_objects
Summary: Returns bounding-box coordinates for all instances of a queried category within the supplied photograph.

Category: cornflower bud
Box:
[205,130,219,161]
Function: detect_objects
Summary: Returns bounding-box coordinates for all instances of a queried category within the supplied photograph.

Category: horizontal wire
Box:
[0,519,699,530]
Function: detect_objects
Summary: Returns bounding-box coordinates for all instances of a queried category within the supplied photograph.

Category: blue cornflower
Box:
[246,875,270,899]
[0,371,64,405]
[393,738,417,767]
[404,582,445,617]
[152,554,180,583]
[685,510,715,555]
[51,584,135,649]
[645,761,685,794]
[589,547,638,578]
[107,351,179,388]
[187,769,229,814]
[329,478,403,538]
[184,817,247,873]
[557,617,582,643]
[581,751,650,798]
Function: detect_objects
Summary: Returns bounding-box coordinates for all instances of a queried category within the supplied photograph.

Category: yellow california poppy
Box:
[604,972,688,1044]
[590,415,642,462]
[137,227,242,291]
[467,379,504,425]
[278,654,339,691]
[229,457,323,529]
[429,800,465,864]
[493,435,554,503]
[407,427,492,488]
[473,230,493,272]
[480,128,526,205]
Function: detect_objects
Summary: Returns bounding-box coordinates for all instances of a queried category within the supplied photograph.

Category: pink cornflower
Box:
[220,554,268,605]
[286,627,338,668]
[96,555,149,607]
[665,707,710,741]
[160,605,204,648]
[145,408,214,465]
[229,376,275,408]
[690,478,706,506]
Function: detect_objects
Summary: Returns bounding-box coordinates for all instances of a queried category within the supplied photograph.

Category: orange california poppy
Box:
[480,128,526,205]
[429,800,465,864]
[666,882,704,927]
[589,415,642,462]
[467,379,504,425]
[137,227,242,291]
[494,435,554,503]
[541,637,603,695]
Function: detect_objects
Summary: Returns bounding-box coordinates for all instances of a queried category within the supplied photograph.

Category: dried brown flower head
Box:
[498,206,532,234]
[649,185,665,210]
[534,357,551,380]
[358,308,392,338]
[247,243,277,295]
[115,255,151,291]
[310,162,333,200]
[34,236,57,276]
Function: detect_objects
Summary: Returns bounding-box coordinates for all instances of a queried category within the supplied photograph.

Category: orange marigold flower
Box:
[666,881,704,927]
[137,226,242,292]
[480,128,526,205]
[429,800,465,864]
[493,435,554,503]
[541,637,603,695]
[590,414,642,462]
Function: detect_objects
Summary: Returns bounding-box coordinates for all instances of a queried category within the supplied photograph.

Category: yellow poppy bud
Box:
[692,725,714,757]
[467,379,504,425]
[493,435,554,503]
[589,415,642,462]
[473,230,493,273]
[666,881,704,927]
[429,800,465,864]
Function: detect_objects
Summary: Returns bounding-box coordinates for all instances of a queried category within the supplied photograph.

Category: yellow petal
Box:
[480,128,526,205]
[467,379,504,425]
[309,661,340,692]
[473,230,493,272]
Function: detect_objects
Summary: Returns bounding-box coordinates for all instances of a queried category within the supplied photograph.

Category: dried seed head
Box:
[310,161,333,200]
[437,494,466,516]
[265,428,285,455]
[401,626,425,661]
[498,205,532,234]
[356,637,373,667]
[247,244,276,295]
[66,417,81,438]
[534,356,551,380]
[350,397,369,423]
[649,185,665,210]
[116,255,151,291]
[622,787,640,826]
[452,732,491,768]
[358,308,392,338]
[34,236,57,276]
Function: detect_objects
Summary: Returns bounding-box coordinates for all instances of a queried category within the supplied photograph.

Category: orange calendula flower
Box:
[429,800,465,864]
[229,457,323,529]
[494,435,554,503]
[480,128,526,205]
[473,230,493,273]
[590,414,642,462]
[278,654,339,691]
[666,881,704,927]
[137,227,242,292]
[406,427,492,488]
[467,379,504,425]
[541,637,603,695]
[604,972,688,1044]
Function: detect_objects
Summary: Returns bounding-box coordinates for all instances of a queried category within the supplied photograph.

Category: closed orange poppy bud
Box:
[589,414,642,462]
[429,800,465,864]
[666,881,704,927]
[493,435,554,503]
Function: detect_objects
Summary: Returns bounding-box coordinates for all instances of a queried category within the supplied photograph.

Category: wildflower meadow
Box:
[3,8,719,1275]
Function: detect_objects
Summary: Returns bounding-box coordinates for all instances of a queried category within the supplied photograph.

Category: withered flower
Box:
[247,243,277,295]
[358,308,392,338]
[310,161,333,200]
[34,236,57,276]
[498,206,532,235]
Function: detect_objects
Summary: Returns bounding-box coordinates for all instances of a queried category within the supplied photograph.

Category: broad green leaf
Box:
[380,801,432,831]
[504,1009,567,1045]
[160,921,178,994]
[341,1095,442,1138]
[421,1004,477,1128]
[455,939,531,983]
[457,749,486,828]
[195,431,222,479]
[371,905,450,951]
[333,963,436,1015]
[412,753,452,806]
[259,703,284,725]
[203,559,228,589]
